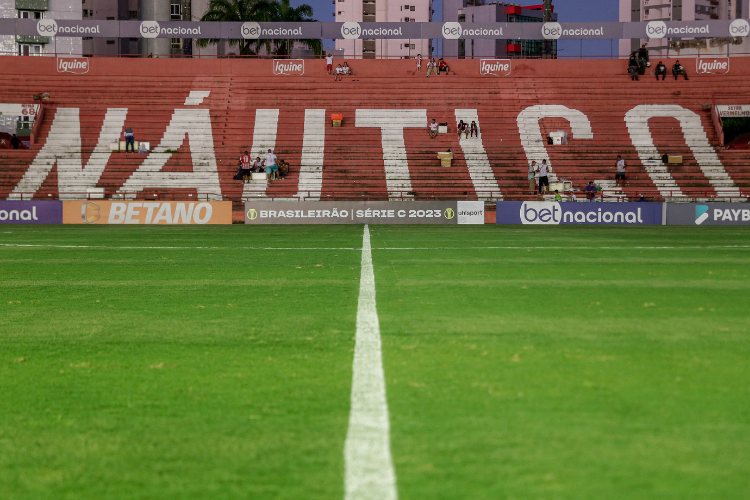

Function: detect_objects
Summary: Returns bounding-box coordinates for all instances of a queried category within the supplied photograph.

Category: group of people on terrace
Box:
[325,54,355,80]
[628,45,688,81]
[237,149,288,182]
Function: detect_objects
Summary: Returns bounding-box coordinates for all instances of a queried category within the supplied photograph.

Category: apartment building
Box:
[619,0,750,57]
[334,0,433,59]
[0,0,82,56]
[443,1,556,59]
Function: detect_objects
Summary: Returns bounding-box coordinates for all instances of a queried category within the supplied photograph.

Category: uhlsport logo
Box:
[480,59,511,76]
[442,22,462,39]
[273,59,304,76]
[82,202,101,224]
[140,21,160,38]
[37,19,58,37]
[696,57,729,75]
[341,22,361,39]
[542,22,562,40]
[695,205,709,225]
[57,57,89,75]
[646,21,667,39]
[443,208,455,219]
[730,19,750,37]
[242,21,261,39]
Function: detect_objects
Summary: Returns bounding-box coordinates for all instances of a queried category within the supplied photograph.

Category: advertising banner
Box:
[221,22,322,40]
[63,201,232,225]
[528,22,623,40]
[244,201,485,224]
[696,57,730,75]
[496,201,663,225]
[0,201,62,224]
[422,22,519,40]
[55,20,120,38]
[322,22,422,40]
[666,203,750,226]
[119,21,221,39]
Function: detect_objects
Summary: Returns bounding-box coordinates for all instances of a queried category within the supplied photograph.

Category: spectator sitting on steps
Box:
[426,58,438,77]
[334,64,343,81]
[342,62,354,76]
[637,44,649,74]
[469,121,478,138]
[672,60,689,80]
[253,156,264,173]
[457,120,468,139]
[655,61,667,80]
[429,119,438,139]
[438,58,450,75]
[585,181,597,201]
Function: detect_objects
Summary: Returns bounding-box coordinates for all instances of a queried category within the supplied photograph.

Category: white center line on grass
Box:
[344,224,398,500]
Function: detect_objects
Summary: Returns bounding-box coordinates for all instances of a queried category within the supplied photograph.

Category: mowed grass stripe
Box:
[369,225,750,500]
[0,226,365,500]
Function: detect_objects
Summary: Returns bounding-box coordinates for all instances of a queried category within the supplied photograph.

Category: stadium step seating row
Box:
[0,57,749,202]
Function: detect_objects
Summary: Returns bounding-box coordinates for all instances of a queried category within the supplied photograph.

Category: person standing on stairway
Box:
[528,161,537,192]
[124,127,135,153]
[538,160,550,194]
[325,52,333,76]
[615,155,627,187]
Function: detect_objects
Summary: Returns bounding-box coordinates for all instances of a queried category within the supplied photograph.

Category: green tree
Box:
[196,0,320,57]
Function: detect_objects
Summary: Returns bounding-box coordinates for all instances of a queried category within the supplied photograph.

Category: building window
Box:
[403,43,415,49]
[82,36,93,40]
[106,40,115,44]
[18,44,43,56]
[171,38,182,50]
[18,10,43,19]
[170,4,181,20]
[129,10,137,18]
[410,5,415,11]
[106,16,114,20]
[82,9,88,17]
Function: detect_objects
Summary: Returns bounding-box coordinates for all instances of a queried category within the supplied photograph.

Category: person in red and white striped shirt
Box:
[239,150,251,182]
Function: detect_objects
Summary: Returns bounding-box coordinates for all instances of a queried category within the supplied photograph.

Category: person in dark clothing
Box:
[10,134,21,149]
[124,127,135,152]
[637,44,649,74]
[655,61,667,80]
[672,60,689,80]
[628,53,640,81]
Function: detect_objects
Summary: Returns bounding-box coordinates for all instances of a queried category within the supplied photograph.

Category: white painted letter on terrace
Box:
[10,108,126,200]
[356,109,427,200]
[242,109,280,200]
[296,109,326,201]
[625,104,738,198]
[517,104,594,184]
[119,108,222,200]
[455,109,501,200]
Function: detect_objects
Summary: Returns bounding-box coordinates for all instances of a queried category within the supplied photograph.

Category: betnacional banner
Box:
[1,20,747,40]
[666,203,750,226]
[497,201,663,225]
[0,201,62,224]
[62,201,232,225]
[244,201,485,224]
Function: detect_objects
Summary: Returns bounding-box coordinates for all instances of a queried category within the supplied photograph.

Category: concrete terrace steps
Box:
[2,56,749,201]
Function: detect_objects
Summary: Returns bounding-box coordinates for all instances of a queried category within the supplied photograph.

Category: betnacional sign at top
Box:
[3,20,748,40]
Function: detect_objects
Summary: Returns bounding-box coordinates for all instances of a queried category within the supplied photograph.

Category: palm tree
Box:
[254,0,321,56]
[196,0,320,57]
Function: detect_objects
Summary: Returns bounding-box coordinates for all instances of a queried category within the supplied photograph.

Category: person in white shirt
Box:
[528,160,537,192]
[615,155,626,186]
[325,53,333,75]
[538,159,550,194]
[426,58,438,77]
[416,54,422,73]
[264,149,278,179]
[334,64,343,81]
[429,119,438,139]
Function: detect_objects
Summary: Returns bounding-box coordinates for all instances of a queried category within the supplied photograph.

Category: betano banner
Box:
[0,201,62,224]
[497,201,663,225]
[244,201,485,224]
[2,20,748,40]
[63,201,232,225]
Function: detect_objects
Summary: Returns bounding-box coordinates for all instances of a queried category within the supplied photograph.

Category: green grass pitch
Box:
[1,225,749,499]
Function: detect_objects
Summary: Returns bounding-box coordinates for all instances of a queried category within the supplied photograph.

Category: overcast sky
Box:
[290,0,621,56]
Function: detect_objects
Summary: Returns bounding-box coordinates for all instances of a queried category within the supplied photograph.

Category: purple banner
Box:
[496,201,663,226]
[0,201,62,224]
